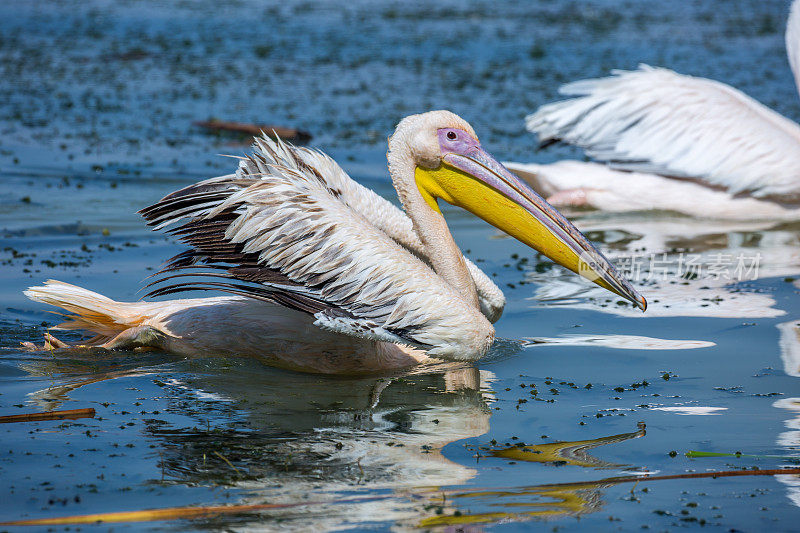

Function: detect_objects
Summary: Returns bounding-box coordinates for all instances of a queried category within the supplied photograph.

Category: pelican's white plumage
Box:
[240,138,507,322]
[526,65,800,200]
[25,111,642,374]
[510,0,800,216]
[506,160,799,220]
[141,132,494,358]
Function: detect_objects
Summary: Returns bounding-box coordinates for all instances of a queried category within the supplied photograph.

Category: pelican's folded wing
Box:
[526,65,800,200]
[139,137,485,355]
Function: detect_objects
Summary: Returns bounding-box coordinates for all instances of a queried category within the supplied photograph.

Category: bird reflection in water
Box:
[775,317,800,507]
[17,349,164,411]
[13,353,654,529]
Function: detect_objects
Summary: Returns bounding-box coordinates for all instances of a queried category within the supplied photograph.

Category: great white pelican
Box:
[505,0,800,221]
[25,111,644,374]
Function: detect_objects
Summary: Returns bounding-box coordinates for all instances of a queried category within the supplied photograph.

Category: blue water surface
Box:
[1,0,799,530]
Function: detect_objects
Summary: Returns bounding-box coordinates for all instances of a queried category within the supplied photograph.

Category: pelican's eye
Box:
[437,127,479,156]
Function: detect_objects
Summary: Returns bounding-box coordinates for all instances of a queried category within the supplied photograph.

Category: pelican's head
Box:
[389,110,646,311]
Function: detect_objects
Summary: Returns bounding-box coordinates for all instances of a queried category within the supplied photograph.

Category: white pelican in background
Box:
[24,111,644,374]
[506,0,800,221]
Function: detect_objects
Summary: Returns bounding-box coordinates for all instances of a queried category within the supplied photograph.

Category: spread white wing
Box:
[149,135,504,322]
[253,140,505,321]
[526,65,800,200]
[140,135,487,356]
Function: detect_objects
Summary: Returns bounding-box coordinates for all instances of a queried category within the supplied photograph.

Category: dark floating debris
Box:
[194,119,312,143]
[0,407,96,424]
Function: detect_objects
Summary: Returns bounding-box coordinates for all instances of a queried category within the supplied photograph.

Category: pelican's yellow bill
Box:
[415,162,643,308]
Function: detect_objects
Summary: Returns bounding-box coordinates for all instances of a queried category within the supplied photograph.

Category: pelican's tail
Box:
[24,280,161,349]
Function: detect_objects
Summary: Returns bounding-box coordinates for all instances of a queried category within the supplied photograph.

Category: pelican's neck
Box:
[387,140,480,309]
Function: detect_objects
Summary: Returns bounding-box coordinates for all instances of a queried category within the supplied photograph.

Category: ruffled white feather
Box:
[526,64,800,200]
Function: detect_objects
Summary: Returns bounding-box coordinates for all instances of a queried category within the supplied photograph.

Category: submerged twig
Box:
[0,496,391,526]
[4,467,799,526]
[212,451,241,476]
[0,408,95,424]
[194,120,312,143]
[356,457,364,485]
[686,450,799,460]
[434,467,800,496]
